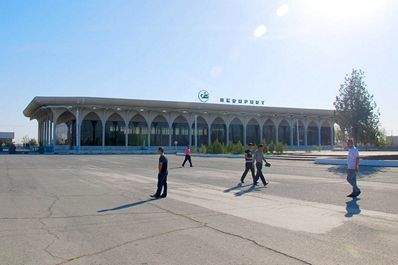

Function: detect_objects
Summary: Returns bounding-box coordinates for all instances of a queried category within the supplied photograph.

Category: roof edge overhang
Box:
[23,96,335,119]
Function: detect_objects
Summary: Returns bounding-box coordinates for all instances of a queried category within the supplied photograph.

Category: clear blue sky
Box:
[1,0,397,142]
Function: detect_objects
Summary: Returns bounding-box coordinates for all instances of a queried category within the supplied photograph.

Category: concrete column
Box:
[52,120,57,146]
[226,124,230,146]
[208,124,211,145]
[44,120,48,145]
[259,125,263,144]
[188,126,192,147]
[318,125,322,146]
[37,121,40,146]
[275,126,279,143]
[243,124,247,146]
[330,125,334,147]
[304,127,308,147]
[76,108,81,153]
[169,125,172,147]
[290,124,294,146]
[125,121,128,148]
[194,115,198,150]
[147,121,151,147]
[102,121,106,148]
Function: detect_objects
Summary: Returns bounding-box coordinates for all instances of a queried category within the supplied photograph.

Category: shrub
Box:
[208,139,224,154]
[267,142,275,154]
[275,142,284,154]
[199,144,207,154]
[232,141,245,154]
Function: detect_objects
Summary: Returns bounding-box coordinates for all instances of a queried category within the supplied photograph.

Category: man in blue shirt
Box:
[151,147,168,198]
[240,143,255,184]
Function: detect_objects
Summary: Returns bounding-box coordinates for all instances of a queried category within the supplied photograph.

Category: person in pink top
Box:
[182,145,193,167]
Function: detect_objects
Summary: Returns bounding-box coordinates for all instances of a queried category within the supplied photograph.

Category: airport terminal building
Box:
[23,97,335,153]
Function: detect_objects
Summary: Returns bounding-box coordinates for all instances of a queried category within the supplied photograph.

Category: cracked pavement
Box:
[0,155,398,265]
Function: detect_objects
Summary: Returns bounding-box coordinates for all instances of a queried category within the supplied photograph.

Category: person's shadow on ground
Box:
[234,185,263,197]
[327,165,386,179]
[97,198,157,213]
[224,182,251,193]
[345,197,361,218]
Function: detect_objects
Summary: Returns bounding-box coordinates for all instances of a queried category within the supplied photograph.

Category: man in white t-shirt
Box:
[346,139,361,197]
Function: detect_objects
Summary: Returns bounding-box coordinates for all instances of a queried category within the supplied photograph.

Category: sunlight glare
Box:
[253,25,267,38]
[277,4,289,17]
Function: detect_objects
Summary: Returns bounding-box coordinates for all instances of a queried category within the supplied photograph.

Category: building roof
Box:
[23,96,334,119]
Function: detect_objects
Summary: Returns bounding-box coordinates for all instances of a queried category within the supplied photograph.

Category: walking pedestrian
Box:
[150,147,168,198]
[182,145,193,167]
[240,143,255,184]
[253,144,271,186]
[346,139,361,197]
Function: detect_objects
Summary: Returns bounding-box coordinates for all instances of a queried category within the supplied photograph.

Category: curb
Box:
[314,159,398,167]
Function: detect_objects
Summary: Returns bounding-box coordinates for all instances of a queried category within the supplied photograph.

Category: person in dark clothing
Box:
[151,147,168,198]
[253,144,270,186]
[240,143,255,184]
[182,145,193,167]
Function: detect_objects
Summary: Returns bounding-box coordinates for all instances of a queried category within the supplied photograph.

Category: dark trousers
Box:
[182,155,192,167]
[241,162,255,182]
[255,162,267,185]
[155,172,168,197]
[347,169,360,193]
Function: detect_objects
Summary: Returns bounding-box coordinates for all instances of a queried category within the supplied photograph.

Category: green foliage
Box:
[21,136,38,147]
[226,141,245,154]
[267,142,275,154]
[334,69,382,145]
[275,142,284,154]
[199,144,207,154]
[207,139,224,154]
[29,138,38,146]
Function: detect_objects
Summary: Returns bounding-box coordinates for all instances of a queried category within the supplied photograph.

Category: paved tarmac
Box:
[1,154,397,265]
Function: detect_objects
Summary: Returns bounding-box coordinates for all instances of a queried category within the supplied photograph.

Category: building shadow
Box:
[327,165,386,179]
[345,198,361,218]
[97,198,157,213]
[234,185,263,197]
[224,182,251,193]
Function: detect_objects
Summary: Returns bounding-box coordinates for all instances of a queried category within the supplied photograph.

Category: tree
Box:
[333,69,381,145]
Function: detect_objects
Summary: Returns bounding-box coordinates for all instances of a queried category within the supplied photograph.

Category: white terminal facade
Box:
[23,97,335,153]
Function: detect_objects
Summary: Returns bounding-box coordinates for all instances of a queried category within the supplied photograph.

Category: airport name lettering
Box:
[219,98,265,105]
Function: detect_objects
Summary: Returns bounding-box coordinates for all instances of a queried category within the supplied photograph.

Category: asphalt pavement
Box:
[0,154,397,265]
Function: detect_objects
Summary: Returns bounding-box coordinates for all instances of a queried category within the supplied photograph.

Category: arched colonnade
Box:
[37,107,335,151]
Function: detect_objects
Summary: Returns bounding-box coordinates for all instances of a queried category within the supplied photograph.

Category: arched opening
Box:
[151,115,169,146]
[229,118,243,144]
[263,119,275,144]
[81,112,103,146]
[293,120,305,146]
[211,117,226,144]
[128,114,148,146]
[55,111,76,147]
[247,118,260,145]
[307,121,319,145]
[321,121,332,145]
[105,113,125,146]
[191,116,208,146]
[278,119,291,145]
[172,115,189,146]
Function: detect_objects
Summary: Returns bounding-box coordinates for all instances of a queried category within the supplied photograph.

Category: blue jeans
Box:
[347,169,360,193]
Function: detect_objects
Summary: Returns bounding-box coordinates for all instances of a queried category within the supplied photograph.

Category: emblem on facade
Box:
[198,90,209,103]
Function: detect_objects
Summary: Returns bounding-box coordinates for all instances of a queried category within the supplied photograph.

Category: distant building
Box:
[23,96,335,153]
[387,136,398,146]
[0,132,15,145]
